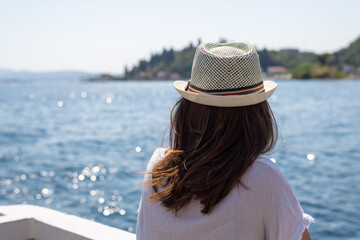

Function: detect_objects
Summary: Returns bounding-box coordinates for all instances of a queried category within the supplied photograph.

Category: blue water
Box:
[0,80,359,239]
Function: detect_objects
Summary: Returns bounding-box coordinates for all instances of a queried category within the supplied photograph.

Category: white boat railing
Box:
[0,204,136,240]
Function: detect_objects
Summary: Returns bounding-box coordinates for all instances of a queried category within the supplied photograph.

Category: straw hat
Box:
[174,42,277,107]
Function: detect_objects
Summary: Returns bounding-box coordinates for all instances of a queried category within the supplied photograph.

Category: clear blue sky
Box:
[0,0,359,74]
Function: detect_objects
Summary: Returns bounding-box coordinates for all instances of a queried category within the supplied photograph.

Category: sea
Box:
[0,79,359,239]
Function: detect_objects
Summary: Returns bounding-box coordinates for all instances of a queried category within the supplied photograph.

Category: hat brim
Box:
[173,80,277,107]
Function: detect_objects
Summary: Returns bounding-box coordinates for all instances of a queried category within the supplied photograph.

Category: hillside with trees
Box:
[124,43,197,80]
[334,37,360,66]
[117,36,360,80]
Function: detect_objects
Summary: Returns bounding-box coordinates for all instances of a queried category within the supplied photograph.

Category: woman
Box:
[137,42,313,240]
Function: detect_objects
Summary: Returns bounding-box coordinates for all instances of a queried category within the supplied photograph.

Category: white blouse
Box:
[137,148,313,240]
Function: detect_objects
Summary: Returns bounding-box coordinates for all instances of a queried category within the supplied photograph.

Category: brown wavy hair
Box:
[145,98,277,214]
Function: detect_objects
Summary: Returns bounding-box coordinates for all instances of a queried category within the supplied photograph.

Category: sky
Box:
[0,0,359,74]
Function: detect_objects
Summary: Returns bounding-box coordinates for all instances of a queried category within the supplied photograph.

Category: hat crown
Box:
[190,42,263,92]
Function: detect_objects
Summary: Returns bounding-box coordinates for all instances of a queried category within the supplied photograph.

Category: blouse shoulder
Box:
[246,157,288,184]
[249,157,314,240]
[145,147,167,172]
[254,157,281,173]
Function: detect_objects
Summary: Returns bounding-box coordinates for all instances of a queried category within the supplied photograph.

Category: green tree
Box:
[334,36,360,66]
[292,62,312,79]
[316,53,335,65]
[258,48,279,70]
[138,60,147,71]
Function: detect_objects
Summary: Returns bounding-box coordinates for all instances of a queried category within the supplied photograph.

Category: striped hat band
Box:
[187,81,265,96]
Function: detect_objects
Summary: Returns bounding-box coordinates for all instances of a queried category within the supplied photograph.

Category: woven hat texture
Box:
[190,42,262,93]
[173,41,277,107]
